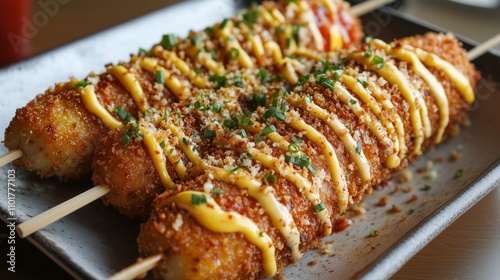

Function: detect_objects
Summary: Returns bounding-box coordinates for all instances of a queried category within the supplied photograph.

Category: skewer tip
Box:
[0,149,23,168]
[350,0,396,17]
[467,32,500,61]
[108,254,162,280]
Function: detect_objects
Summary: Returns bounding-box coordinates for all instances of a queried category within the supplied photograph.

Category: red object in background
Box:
[0,0,32,67]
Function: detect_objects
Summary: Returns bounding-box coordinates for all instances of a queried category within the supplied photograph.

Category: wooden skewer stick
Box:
[351,0,395,16]
[16,185,110,238]
[467,33,500,61]
[0,150,23,168]
[108,254,162,280]
[105,35,500,280]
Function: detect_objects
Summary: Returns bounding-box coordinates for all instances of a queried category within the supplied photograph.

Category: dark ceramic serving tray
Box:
[1,1,499,279]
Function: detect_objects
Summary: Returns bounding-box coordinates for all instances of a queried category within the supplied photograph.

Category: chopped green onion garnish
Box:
[371,55,384,69]
[212,187,224,196]
[159,141,166,148]
[228,166,241,173]
[258,68,269,83]
[206,26,215,36]
[229,47,240,60]
[276,25,286,34]
[112,106,135,122]
[349,99,357,105]
[307,164,316,174]
[369,229,379,237]
[209,49,218,60]
[248,93,267,110]
[262,125,276,136]
[191,193,207,205]
[211,102,221,113]
[291,25,300,45]
[285,154,316,174]
[209,74,228,89]
[161,34,177,50]
[138,48,148,56]
[182,137,188,145]
[121,134,130,146]
[263,107,283,121]
[255,134,263,143]
[240,129,247,138]
[317,76,335,91]
[364,45,372,57]
[203,130,216,139]
[291,136,303,144]
[284,155,304,166]
[296,75,309,86]
[220,18,230,29]
[155,70,165,84]
[233,75,243,88]
[355,144,362,154]
[190,36,201,46]
[240,116,254,127]
[420,185,432,191]
[313,202,326,213]
[287,143,300,154]
[264,173,277,185]
[358,77,368,86]
[74,80,89,88]
[454,168,464,179]
[224,116,239,129]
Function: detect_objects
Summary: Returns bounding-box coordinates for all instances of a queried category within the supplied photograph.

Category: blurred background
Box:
[0,0,499,279]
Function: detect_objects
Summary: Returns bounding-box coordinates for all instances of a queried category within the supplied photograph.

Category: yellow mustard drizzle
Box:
[365,80,408,159]
[371,39,450,143]
[265,41,284,62]
[217,20,254,68]
[288,118,350,214]
[139,124,176,188]
[348,52,426,155]
[339,75,401,168]
[329,25,344,51]
[270,8,286,24]
[408,46,474,104]
[163,191,277,277]
[107,65,150,112]
[139,57,190,101]
[148,124,187,180]
[249,147,333,236]
[163,122,203,167]
[297,0,324,51]
[208,168,302,261]
[153,46,207,88]
[80,85,123,129]
[294,48,324,61]
[201,52,226,75]
[247,33,265,65]
[278,58,300,84]
[158,132,188,180]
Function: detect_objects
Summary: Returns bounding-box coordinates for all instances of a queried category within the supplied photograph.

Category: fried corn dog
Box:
[3,0,362,181]
[132,32,477,279]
